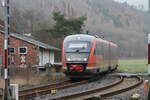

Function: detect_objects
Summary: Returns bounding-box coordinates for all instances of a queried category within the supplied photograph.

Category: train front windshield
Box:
[64,41,91,62]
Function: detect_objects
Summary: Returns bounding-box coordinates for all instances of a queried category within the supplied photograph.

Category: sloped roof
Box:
[0,29,60,51]
[11,33,60,51]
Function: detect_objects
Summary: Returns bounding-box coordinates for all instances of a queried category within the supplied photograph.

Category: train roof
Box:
[109,42,118,47]
[64,34,117,47]
[64,34,96,42]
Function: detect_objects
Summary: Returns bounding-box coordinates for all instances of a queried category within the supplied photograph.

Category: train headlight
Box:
[67,58,71,61]
[84,58,87,61]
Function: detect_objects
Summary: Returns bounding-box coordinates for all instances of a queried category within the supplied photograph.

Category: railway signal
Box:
[147,35,150,99]
[2,0,11,99]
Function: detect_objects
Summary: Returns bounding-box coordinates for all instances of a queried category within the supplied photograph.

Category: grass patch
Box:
[118,59,147,73]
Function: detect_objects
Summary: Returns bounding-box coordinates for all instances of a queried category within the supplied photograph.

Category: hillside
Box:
[0,0,149,58]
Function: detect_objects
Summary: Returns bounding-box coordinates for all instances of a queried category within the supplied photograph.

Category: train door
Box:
[106,43,110,70]
[111,46,117,69]
[112,47,115,68]
[108,43,111,68]
[95,42,102,69]
[114,47,118,67]
[101,42,105,71]
[103,42,109,71]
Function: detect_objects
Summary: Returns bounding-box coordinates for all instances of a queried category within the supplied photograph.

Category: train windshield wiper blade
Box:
[76,49,80,52]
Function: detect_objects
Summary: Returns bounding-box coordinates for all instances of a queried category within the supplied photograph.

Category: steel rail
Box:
[0,80,69,100]
[84,76,143,100]
[50,75,123,100]
[19,80,89,99]
[100,76,143,98]
[19,80,70,94]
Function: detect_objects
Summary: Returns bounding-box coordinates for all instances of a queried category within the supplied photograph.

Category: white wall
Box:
[38,49,55,66]
[50,51,54,64]
[43,50,49,65]
[38,50,43,66]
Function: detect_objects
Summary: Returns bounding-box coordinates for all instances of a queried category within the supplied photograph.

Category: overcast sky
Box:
[114,0,148,10]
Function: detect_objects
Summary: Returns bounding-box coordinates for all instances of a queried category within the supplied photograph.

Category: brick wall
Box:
[0,32,39,66]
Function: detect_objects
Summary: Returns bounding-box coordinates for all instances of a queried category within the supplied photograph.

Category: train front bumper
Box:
[62,67,97,78]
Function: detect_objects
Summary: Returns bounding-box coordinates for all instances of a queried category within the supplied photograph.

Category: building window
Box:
[9,48,15,54]
[19,47,27,54]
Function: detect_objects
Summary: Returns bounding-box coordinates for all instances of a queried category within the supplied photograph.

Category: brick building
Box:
[0,20,60,67]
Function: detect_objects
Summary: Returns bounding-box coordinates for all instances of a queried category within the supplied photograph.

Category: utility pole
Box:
[147,0,150,99]
[2,0,11,99]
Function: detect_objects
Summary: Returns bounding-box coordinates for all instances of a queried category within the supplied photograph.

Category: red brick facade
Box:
[0,32,39,66]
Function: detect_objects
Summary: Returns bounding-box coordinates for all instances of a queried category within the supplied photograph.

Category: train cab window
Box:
[65,42,91,52]
[69,42,88,49]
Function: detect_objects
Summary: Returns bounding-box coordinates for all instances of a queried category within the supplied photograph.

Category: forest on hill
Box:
[0,0,149,58]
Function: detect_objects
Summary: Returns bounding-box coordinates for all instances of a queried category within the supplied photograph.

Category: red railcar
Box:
[62,34,118,79]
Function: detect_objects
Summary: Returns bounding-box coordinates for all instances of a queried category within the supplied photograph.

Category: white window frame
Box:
[9,48,15,54]
[19,46,27,54]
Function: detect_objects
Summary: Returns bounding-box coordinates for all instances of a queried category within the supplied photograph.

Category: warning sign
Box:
[20,54,26,65]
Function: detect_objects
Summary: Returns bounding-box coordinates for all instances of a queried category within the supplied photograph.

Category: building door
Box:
[43,51,50,65]
[50,51,54,64]
[39,49,52,66]
[38,51,43,66]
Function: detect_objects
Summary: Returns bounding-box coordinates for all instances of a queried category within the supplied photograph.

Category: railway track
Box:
[19,79,89,99]
[49,76,143,100]
[85,76,143,100]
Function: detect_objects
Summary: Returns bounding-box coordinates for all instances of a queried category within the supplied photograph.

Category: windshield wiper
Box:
[76,49,80,52]
[75,46,86,52]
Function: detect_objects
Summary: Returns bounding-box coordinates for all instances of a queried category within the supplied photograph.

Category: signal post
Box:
[147,0,150,99]
[2,0,11,99]
[147,33,150,100]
